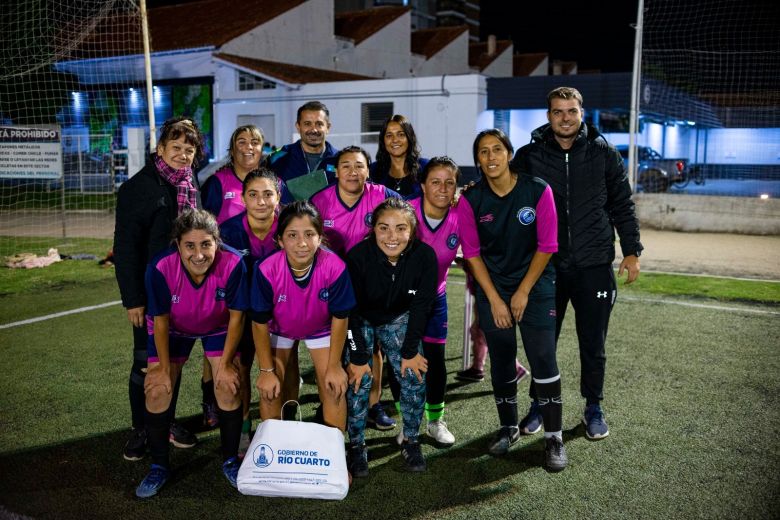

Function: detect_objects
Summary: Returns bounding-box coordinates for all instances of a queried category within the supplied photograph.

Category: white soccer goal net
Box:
[0,0,144,258]
[637,0,779,197]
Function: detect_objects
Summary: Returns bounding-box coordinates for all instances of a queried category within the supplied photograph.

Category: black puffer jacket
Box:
[113,158,201,309]
[511,123,642,271]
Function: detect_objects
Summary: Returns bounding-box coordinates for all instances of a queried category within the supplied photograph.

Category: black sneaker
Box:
[347,443,369,478]
[123,427,147,461]
[488,426,520,456]
[454,366,485,383]
[367,403,396,430]
[400,439,426,472]
[169,422,197,448]
[544,436,568,472]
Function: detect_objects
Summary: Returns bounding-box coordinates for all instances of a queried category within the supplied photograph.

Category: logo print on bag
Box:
[253,444,274,468]
[517,207,536,225]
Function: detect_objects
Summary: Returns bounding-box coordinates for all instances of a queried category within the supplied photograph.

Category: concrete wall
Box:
[221,0,339,70]
[213,73,487,167]
[480,46,513,78]
[348,12,411,78]
[635,193,780,235]
[413,31,472,77]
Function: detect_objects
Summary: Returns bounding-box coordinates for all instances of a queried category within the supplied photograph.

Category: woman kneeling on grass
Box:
[250,201,355,430]
[136,209,249,498]
[344,198,437,476]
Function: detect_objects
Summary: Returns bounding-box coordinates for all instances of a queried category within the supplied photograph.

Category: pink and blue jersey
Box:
[251,248,355,340]
[220,211,279,270]
[202,166,246,225]
[410,197,479,296]
[145,245,249,337]
[310,182,400,257]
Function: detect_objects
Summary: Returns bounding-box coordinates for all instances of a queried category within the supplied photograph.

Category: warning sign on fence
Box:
[0,126,63,180]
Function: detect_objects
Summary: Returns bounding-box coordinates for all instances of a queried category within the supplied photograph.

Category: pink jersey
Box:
[145,246,249,337]
[251,248,355,340]
[411,197,479,296]
[310,183,399,257]
[207,166,245,224]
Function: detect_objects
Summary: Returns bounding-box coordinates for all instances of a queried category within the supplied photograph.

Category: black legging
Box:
[387,341,446,413]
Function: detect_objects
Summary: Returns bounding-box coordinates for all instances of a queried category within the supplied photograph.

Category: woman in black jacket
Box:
[343,198,437,477]
[113,116,205,461]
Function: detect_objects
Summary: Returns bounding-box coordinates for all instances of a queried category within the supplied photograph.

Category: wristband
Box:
[259,367,275,373]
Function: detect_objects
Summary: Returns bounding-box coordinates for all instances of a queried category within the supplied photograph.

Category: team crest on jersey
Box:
[318,288,329,301]
[364,213,372,227]
[171,294,180,304]
[215,287,226,301]
[517,207,536,225]
[224,191,236,200]
[446,233,459,250]
[277,294,287,303]
[324,219,335,228]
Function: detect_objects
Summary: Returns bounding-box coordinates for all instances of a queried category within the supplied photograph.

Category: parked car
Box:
[616,145,688,193]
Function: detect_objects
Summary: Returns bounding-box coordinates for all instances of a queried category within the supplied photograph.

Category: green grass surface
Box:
[0,270,778,519]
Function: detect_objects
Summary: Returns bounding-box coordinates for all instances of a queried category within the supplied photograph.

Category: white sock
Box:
[544,430,562,440]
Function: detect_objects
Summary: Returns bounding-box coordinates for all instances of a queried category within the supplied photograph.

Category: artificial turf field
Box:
[0,250,778,519]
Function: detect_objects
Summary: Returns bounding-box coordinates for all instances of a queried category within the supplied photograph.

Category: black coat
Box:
[511,123,643,271]
[113,158,201,309]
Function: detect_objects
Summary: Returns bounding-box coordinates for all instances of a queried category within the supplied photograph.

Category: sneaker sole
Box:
[169,438,197,449]
[520,424,542,435]
[581,418,609,440]
[123,452,145,462]
[454,375,484,383]
[546,459,568,472]
[366,420,396,431]
[426,430,455,447]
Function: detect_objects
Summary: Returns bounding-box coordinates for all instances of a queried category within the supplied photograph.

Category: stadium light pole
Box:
[628,0,645,190]
[140,0,156,150]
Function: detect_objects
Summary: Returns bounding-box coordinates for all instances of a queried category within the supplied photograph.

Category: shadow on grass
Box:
[0,415,578,519]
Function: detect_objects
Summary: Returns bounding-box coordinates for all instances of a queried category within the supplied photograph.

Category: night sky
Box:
[479,0,640,72]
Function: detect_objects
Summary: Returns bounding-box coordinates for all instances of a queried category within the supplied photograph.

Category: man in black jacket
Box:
[510,87,643,440]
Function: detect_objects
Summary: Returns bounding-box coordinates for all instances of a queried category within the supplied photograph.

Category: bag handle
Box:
[280,400,302,421]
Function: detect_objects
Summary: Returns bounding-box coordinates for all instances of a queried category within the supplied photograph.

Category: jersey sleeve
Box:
[201,175,223,217]
[536,185,558,253]
[455,196,481,258]
[383,186,402,200]
[225,258,249,311]
[144,263,171,317]
[249,263,274,324]
[400,245,438,359]
[278,179,294,205]
[327,268,356,319]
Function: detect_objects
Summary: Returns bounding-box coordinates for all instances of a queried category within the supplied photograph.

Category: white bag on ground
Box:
[237,415,349,500]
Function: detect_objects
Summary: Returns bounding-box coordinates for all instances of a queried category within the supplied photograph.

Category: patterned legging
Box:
[344,312,426,445]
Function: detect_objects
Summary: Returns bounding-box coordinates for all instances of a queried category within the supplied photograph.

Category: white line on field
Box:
[620,295,780,315]
[0,300,122,330]
[450,279,776,315]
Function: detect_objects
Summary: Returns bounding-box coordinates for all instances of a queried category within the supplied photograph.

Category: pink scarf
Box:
[155,154,198,214]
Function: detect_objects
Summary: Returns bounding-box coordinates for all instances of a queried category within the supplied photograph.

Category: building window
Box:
[361,102,393,143]
[238,71,276,91]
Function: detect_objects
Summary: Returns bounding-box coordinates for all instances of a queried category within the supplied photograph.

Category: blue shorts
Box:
[147,333,227,364]
[422,292,448,344]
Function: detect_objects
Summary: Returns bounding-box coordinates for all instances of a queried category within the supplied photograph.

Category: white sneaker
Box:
[238,431,251,459]
[426,419,455,446]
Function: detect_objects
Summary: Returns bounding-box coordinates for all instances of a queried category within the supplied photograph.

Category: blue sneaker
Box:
[519,400,542,435]
[222,457,240,488]
[367,403,396,430]
[135,464,170,498]
[583,404,609,440]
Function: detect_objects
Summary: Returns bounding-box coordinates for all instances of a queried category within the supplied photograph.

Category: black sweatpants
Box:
[543,263,616,404]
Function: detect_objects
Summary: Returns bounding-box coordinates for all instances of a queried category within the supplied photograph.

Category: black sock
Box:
[168,375,182,423]
[145,408,170,468]
[493,383,518,427]
[202,377,216,404]
[536,378,563,433]
[129,359,146,429]
[217,406,243,461]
